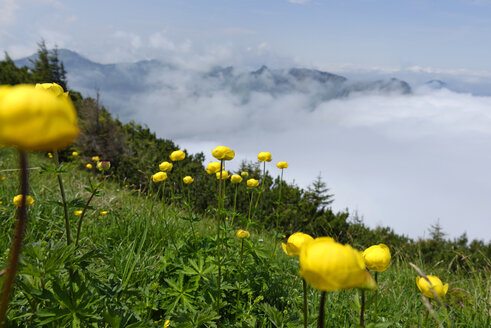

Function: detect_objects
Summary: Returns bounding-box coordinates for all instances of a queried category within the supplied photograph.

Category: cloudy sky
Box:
[1,0,491,241]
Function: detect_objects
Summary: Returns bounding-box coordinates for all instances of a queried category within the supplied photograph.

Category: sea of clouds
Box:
[89,65,491,242]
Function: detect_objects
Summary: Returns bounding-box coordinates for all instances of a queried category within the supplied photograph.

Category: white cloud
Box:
[288,0,309,4]
[0,0,19,26]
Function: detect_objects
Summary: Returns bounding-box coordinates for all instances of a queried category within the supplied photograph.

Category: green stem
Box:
[216,160,224,315]
[75,185,99,247]
[162,181,167,219]
[278,168,284,205]
[247,191,254,229]
[303,279,308,328]
[232,184,238,226]
[374,272,378,322]
[254,162,266,210]
[0,151,28,327]
[54,151,71,245]
[235,239,245,322]
[318,291,327,328]
[360,290,365,327]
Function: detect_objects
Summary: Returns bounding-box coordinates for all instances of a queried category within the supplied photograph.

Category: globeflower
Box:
[152,172,167,182]
[416,275,448,299]
[212,146,235,161]
[0,84,79,151]
[13,195,34,207]
[299,237,377,291]
[74,210,82,216]
[86,163,93,169]
[241,171,249,177]
[48,152,53,158]
[169,150,185,161]
[206,162,221,174]
[72,151,78,156]
[97,161,111,171]
[91,156,100,162]
[230,174,243,183]
[257,152,272,162]
[363,244,391,272]
[282,232,314,256]
[247,179,259,187]
[183,176,194,184]
[216,170,230,180]
[159,161,173,172]
[236,229,250,239]
[35,82,67,96]
[277,161,288,169]
[100,211,108,215]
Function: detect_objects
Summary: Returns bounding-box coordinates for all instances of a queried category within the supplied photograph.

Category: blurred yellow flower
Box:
[240,171,249,177]
[0,84,79,151]
[1,176,5,180]
[97,161,111,171]
[100,211,108,215]
[230,174,243,183]
[206,162,221,174]
[216,170,230,180]
[169,150,185,161]
[164,320,170,328]
[236,229,250,239]
[281,232,314,256]
[13,194,34,207]
[72,151,78,156]
[48,152,53,158]
[152,172,167,182]
[183,176,194,184]
[212,146,235,161]
[363,244,391,272]
[74,210,83,216]
[35,82,66,96]
[247,179,259,187]
[257,152,272,162]
[86,163,93,169]
[91,156,100,162]
[159,161,173,172]
[276,161,288,169]
[299,237,377,292]
[416,275,448,299]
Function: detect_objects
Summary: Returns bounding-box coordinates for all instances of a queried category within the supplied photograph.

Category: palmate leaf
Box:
[164,274,197,313]
[180,256,217,283]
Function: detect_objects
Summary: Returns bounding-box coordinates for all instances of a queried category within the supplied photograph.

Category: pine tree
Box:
[30,40,67,89]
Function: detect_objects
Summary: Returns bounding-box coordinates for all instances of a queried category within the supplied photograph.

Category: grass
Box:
[0,148,490,327]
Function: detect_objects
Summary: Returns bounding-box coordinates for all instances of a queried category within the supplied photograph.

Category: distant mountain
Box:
[14,49,413,116]
[424,80,448,90]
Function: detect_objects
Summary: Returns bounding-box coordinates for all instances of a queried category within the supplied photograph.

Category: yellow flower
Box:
[281,232,314,256]
[363,244,391,272]
[159,161,173,172]
[183,176,194,184]
[206,162,221,174]
[152,172,167,182]
[247,179,259,187]
[230,174,243,183]
[169,150,185,161]
[237,229,250,239]
[72,151,78,156]
[0,84,79,151]
[416,275,448,299]
[48,152,53,158]
[97,161,111,171]
[276,161,288,169]
[91,156,100,162]
[164,320,170,328]
[100,211,108,215]
[257,152,272,162]
[86,163,93,169]
[13,194,34,207]
[216,170,230,180]
[212,146,235,161]
[240,171,249,177]
[35,82,66,96]
[74,210,83,216]
[1,176,5,180]
[0,201,2,205]
[299,237,377,292]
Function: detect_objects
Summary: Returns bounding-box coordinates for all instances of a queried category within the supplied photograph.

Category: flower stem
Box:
[216,160,224,315]
[247,191,254,229]
[54,151,71,245]
[360,290,365,327]
[0,151,29,327]
[235,239,245,322]
[374,272,378,322]
[232,184,238,226]
[75,185,99,247]
[254,162,266,210]
[303,278,308,328]
[318,291,327,328]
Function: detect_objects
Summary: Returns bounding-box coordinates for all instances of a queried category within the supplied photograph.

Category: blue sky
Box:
[2,0,491,72]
